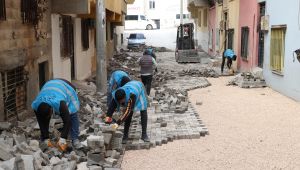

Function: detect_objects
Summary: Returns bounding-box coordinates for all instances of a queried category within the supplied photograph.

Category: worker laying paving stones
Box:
[107,70,131,106]
[104,80,150,144]
[221,49,237,75]
[31,79,83,151]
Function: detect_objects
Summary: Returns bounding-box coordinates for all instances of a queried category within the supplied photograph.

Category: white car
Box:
[125,15,157,30]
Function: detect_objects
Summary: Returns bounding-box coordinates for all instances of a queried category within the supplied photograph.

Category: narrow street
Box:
[121,52,300,170]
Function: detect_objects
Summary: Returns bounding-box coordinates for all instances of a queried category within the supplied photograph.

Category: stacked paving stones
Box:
[227,72,267,88]
[178,68,219,78]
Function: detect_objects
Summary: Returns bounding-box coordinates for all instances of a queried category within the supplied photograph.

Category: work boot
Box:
[141,134,150,142]
[72,139,83,149]
[44,139,54,148]
[57,138,68,152]
[122,136,128,144]
[140,110,149,142]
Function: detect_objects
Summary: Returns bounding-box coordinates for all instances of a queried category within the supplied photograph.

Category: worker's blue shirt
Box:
[112,81,148,112]
[31,79,80,114]
[108,70,130,92]
[224,49,235,59]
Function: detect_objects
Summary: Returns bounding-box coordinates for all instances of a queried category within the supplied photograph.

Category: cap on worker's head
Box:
[115,89,126,101]
[143,48,152,55]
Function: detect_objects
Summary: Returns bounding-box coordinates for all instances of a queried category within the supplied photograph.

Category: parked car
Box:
[125,15,157,30]
[127,33,146,49]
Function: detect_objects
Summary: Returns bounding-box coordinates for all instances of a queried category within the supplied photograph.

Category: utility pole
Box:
[180,0,183,25]
[96,0,107,93]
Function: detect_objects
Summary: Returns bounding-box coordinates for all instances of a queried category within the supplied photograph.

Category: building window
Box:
[203,9,208,27]
[270,27,286,73]
[241,26,249,59]
[0,0,6,21]
[1,66,27,121]
[60,15,74,58]
[81,19,89,51]
[149,0,155,9]
[21,0,38,25]
[227,29,234,49]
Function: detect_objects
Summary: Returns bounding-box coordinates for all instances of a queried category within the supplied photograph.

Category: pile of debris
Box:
[0,81,126,170]
[152,71,177,87]
[120,46,173,53]
[178,68,219,78]
[227,72,267,88]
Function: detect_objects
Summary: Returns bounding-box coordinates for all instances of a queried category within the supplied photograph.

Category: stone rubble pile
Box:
[178,68,219,78]
[227,72,267,88]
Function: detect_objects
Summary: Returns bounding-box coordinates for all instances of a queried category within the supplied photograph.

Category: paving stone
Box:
[87,135,105,149]
[0,143,13,161]
[87,152,105,166]
[103,133,113,145]
[0,122,12,131]
[89,166,103,170]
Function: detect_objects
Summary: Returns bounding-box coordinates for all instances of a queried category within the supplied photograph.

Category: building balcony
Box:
[188,0,209,9]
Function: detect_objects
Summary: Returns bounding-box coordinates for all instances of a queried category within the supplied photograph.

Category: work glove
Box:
[110,123,119,130]
[43,139,54,148]
[57,138,68,152]
[103,116,117,124]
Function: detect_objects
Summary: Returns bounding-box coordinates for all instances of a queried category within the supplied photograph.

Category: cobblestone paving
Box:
[121,52,211,150]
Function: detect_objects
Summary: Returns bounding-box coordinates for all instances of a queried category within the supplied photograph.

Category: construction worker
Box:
[139,48,158,96]
[31,79,82,151]
[107,70,131,106]
[144,46,157,60]
[104,80,150,144]
[221,49,237,74]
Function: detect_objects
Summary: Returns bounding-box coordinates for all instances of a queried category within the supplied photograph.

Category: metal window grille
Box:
[21,0,38,25]
[61,15,74,58]
[0,0,6,21]
[81,19,89,50]
[1,67,27,121]
[241,27,249,58]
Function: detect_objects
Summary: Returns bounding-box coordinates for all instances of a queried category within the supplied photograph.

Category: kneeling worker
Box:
[105,80,150,144]
[31,79,82,151]
[221,49,237,74]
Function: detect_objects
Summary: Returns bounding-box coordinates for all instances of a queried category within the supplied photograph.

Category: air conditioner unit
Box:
[260,15,269,31]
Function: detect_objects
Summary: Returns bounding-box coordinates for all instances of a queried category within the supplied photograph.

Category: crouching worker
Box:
[104,80,150,144]
[31,79,82,151]
[107,70,131,107]
[221,49,237,74]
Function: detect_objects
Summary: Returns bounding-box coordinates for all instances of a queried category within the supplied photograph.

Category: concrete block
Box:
[0,122,12,130]
[87,152,105,166]
[0,143,13,161]
[111,150,120,159]
[103,133,112,145]
[14,155,35,170]
[13,134,26,145]
[105,157,117,166]
[87,135,105,149]
[29,140,40,151]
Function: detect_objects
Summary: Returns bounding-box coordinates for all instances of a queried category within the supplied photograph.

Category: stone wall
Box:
[0,0,52,120]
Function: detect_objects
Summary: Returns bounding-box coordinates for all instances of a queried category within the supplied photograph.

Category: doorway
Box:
[258,2,266,68]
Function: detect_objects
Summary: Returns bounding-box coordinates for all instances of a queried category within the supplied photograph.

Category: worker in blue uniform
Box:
[104,80,150,144]
[107,70,131,106]
[31,79,81,151]
[221,49,237,74]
